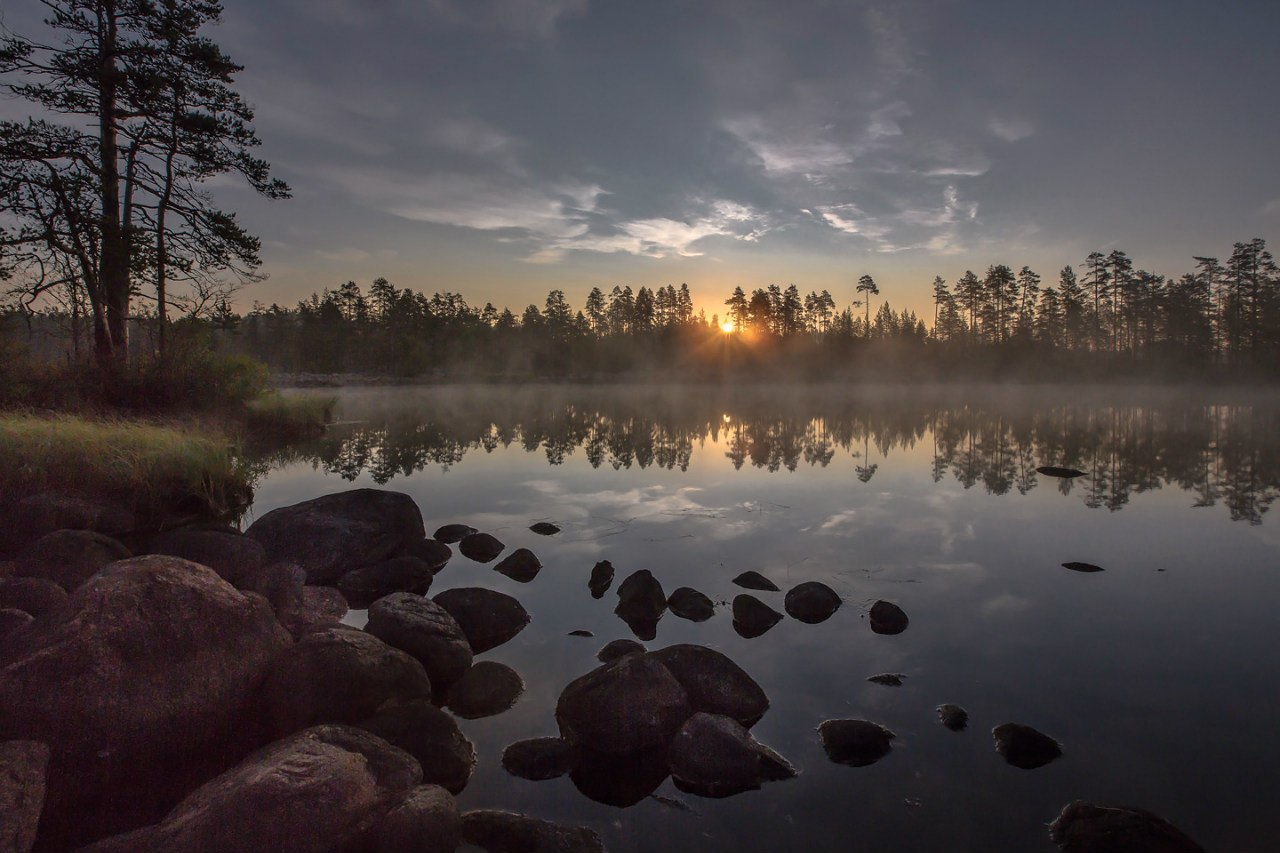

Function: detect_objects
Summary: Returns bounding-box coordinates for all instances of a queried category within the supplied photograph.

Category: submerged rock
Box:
[1038,466,1088,479]
[993,723,1062,769]
[784,581,842,624]
[668,712,796,798]
[357,698,476,794]
[0,740,49,853]
[446,661,525,719]
[365,593,473,690]
[146,528,264,586]
[569,745,670,808]
[819,719,896,767]
[494,548,542,583]
[433,524,476,544]
[869,600,909,635]
[556,653,691,754]
[732,570,780,592]
[937,704,969,731]
[501,737,580,781]
[1049,800,1206,853]
[433,587,530,653]
[867,673,905,687]
[1062,561,1105,573]
[376,785,461,853]
[588,560,614,598]
[597,639,645,663]
[667,587,715,622]
[403,537,453,571]
[614,569,667,640]
[458,532,505,563]
[650,644,769,727]
[16,528,130,591]
[337,556,435,607]
[529,522,561,536]
[732,594,783,638]
[462,810,605,853]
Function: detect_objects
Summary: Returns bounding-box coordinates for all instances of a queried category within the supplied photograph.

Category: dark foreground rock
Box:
[556,653,691,754]
[529,522,561,536]
[650,644,769,726]
[668,713,796,798]
[614,569,666,640]
[447,661,525,719]
[588,560,614,598]
[365,593,473,690]
[819,719,896,767]
[667,587,714,622]
[145,528,265,586]
[1049,801,1206,853]
[937,704,969,731]
[732,570,779,591]
[246,489,426,584]
[433,587,530,653]
[0,740,49,853]
[732,594,783,638]
[502,737,580,781]
[992,723,1062,769]
[78,725,422,853]
[0,577,66,618]
[784,581,842,624]
[376,785,461,853]
[1038,466,1088,479]
[458,532,505,563]
[261,626,433,737]
[357,699,476,794]
[494,548,542,583]
[462,810,605,853]
[597,639,645,662]
[15,529,130,591]
[337,556,435,607]
[869,600,909,635]
[1062,561,1105,573]
[3,494,132,553]
[433,524,476,544]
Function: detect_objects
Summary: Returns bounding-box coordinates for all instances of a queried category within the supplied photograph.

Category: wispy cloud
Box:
[988,116,1035,143]
[426,0,588,36]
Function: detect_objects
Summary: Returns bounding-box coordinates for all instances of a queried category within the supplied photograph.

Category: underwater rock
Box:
[462,810,604,853]
[588,560,614,599]
[867,673,904,687]
[667,587,715,622]
[446,661,524,720]
[596,639,645,663]
[937,704,969,731]
[993,723,1062,769]
[433,524,476,544]
[458,532,505,563]
[784,581,841,624]
[732,571,779,592]
[365,593,473,690]
[731,594,783,638]
[501,737,580,781]
[529,522,561,536]
[432,587,530,653]
[494,548,542,583]
[650,644,769,727]
[357,698,475,794]
[869,600,909,635]
[668,712,796,798]
[819,719,896,767]
[1037,466,1088,479]
[1062,562,1104,573]
[336,556,434,608]
[1049,800,1206,853]
[556,653,690,755]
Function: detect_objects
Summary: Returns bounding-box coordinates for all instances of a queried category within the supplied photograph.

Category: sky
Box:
[5,0,1280,320]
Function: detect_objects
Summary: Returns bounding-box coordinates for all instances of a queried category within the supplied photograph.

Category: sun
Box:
[720,321,734,333]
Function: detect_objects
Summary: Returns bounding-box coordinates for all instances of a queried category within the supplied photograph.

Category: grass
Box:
[0,412,253,518]
[243,392,336,443]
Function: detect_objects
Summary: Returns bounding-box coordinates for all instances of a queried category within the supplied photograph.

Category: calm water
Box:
[248,385,1280,853]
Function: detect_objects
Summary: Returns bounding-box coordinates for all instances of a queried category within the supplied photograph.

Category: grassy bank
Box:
[244,392,336,443]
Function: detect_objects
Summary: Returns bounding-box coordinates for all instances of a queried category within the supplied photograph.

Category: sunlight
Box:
[720,321,734,333]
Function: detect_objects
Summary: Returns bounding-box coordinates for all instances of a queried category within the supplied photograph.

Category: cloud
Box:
[543,198,772,262]
[815,185,978,254]
[988,116,1035,143]
[426,0,588,36]
[1261,198,1280,216]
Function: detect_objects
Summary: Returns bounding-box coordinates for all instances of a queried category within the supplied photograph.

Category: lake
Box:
[247,384,1280,852]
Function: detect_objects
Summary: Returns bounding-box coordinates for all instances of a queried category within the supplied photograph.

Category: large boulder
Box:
[0,577,66,618]
[357,699,475,794]
[1049,801,1206,853]
[246,489,425,584]
[337,557,435,608]
[375,785,461,853]
[145,528,265,586]
[261,626,433,737]
[236,562,307,615]
[462,810,604,853]
[0,740,49,853]
[277,586,349,640]
[365,593,473,690]
[446,661,524,720]
[556,653,691,754]
[668,713,795,798]
[77,725,422,853]
[596,639,645,663]
[432,587,529,653]
[649,645,769,726]
[15,529,130,591]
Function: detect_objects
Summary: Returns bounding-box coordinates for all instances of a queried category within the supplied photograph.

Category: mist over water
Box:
[248,384,1280,852]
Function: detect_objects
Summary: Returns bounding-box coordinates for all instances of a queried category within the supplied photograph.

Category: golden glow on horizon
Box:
[720,321,735,333]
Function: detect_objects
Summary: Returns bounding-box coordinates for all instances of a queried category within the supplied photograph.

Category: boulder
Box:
[597,639,645,662]
[376,785,461,853]
[402,538,453,571]
[732,571,779,592]
[246,489,425,584]
[667,587,714,622]
[556,653,691,754]
[1038,466,1088,479]
[731,594,782,638]
[357,699,475,794]
[993,723,1062,769]
[261,626,433,737]
[337,556,435,608]
[868,600,909,635]
[15,529,130,591]
[458,533,504,563]
[529,522,560,536]
[588,560,614,599]
[1049,801,1206,853]
[145,528,265,586]
[668,713,795,798]
[501,737,580,781]
[278,586,349,639]
[236,562,306,614]
[937,704,968,731]
[432,587,529,653]
[614,569,666,640]
[783,581,841,624]
[446,661,524,719]
[0,740,49,853]
[462,810,604,853]
[818,719,896,767]
[365,593,473,690]
[494,548,542,583]
[3,494,132,554]
[0,577,65,618]
[649,644,768,726]
[0,609,33,643]
[432,524,476,544]
[77,725,422,853]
